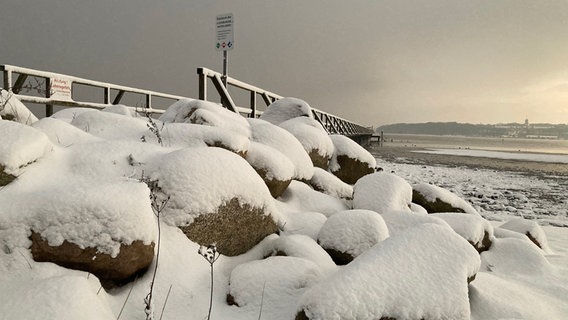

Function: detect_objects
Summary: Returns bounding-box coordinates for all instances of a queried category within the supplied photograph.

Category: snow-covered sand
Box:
[2,96,568,320]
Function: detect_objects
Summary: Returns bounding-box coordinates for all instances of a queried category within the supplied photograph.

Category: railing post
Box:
[104,87,111,104]
[45,77,53,117]
[250,91,257,118]
[146,94,152,110]
[198,68,207,100]
[2,67,12,91]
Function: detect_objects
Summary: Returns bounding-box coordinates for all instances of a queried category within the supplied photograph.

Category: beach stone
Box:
[431,213,494,252]
[30,231,154,289]
[279,117,334,170]
[412,183,479,215]
[317,210,389,265]
[180,198,279,256]
[259,97,313,125]
[353,172,413,214]
[244,141,294,198]
[0,165,16,186]
[308,167,353,200]
[329,135,376,184]
[499,218,550,252]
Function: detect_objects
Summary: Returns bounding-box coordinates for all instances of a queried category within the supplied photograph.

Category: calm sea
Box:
[381,133,568,155]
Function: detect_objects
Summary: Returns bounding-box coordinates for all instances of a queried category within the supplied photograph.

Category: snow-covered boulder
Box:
[32,117,102,146]
[296,223,481,320]
[158,122,250,156]
[380,209,450,236]
[412,183,479,215]
[0,276,115,320]
[280,211,327,241]
[353,172,413,213]
[50,107,93,123]
[278,180,349,217]
[159,98,251,138]
[0,120,54,186]
[259,97,313,125]
[268,234,337,275]
[480,237,553,276]
[317,209,389,264]
[248,118,314,181]
[329,134,376,184]
[227,256,322,309]
[0,89,38,125]
[3,179,158,288]
[70,109,151,142]
[245,141,294,198]
[149,147,281,256]
[279,117,334,169]
[102,104,137,117]
[431,213,494,252]
[307,167,353,200]
[499,218,550,252]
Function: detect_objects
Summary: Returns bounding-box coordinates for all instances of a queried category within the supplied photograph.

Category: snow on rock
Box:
[409,202,428,215]
[380,210,450,236]
[308,167,353,199]
[412,183,480,215]
[50,107,93,123]
[157,122,250,155]
[159,98,251,138]
[248,118,314,181]
[70,109,151,141]
[431,213,494,252]
[0,275,115,320]
[259,97,313,125]
[499,218,551,253]
[329,134,376,184]
[227,256,322,310]
[279,117,334,169]
[147,147,281,256]
[469,272,568,320]
[102,104,137,117]
[281,211,327,241]
[245,141,294,198]
[0,179,157,256]
[0,89,38,124]
[353,172,412,213]
[0,120,54,176]
[480,237,553,276]
[268,234,337,275]
[32,117,102,146]
[317,209,389,264]
[278,180,349,217]
[296,223,481,320]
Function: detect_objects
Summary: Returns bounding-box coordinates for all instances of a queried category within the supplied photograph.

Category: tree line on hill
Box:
[376,122,568,139]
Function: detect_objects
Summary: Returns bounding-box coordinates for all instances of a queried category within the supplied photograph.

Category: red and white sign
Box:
[50,77,73,100]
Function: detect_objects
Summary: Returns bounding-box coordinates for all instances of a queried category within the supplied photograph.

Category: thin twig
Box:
[159,285,173,320]
[117,276,137,320]
[258,281,266,320]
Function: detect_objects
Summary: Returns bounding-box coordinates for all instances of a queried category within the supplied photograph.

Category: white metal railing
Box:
[1,64,189,116]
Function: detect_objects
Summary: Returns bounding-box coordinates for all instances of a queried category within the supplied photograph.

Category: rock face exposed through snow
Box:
[412,183,479,215]
[329,134,376,184]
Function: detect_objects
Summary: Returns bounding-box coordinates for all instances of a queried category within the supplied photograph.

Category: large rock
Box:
[296,224,480,320]
[412,183,479,215]
[353,172,413,213]
[317,209,389,265]
[431,213,494,252]
[0,90,38,125]
[30,232,154,289]
[245,141,294,198]
[180,198,279,256]
[279,117,334,170]
[329,135,376,184]
[259,97,313,125]
[499,218,550,252]
[147,147,282,256]
[307,167,353,200]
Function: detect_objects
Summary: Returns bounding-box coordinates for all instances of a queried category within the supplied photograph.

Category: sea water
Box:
[382,133,568,155]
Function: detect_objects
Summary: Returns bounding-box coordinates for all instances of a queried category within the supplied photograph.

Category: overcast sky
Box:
[1,0,567,127]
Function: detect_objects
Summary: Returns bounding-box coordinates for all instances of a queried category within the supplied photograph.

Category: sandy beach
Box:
[370,145,568,177]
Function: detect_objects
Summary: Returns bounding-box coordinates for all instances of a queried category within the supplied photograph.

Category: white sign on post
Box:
[216,13,234,51]
[49,77,73,101]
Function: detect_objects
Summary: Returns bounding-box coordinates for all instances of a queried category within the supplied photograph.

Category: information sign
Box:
[216,13,234,51]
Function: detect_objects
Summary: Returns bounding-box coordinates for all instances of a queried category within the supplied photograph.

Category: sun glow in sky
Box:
[1,0,567,126]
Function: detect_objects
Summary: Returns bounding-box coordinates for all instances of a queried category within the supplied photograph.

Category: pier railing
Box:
[2,64,373,144]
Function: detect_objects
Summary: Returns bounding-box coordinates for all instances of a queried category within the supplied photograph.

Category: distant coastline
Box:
[376,121,568,139]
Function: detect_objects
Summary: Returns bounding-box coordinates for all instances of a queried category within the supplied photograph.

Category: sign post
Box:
[216,13,234,87]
